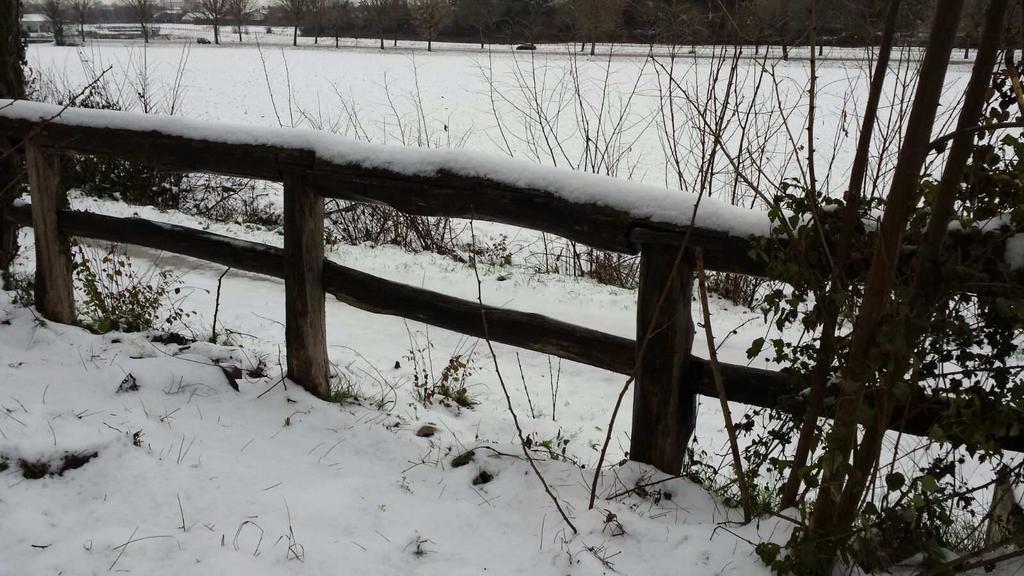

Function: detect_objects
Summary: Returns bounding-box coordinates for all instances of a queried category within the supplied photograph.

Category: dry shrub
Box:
[74,243,191,334]
[705,272,770,308]
[325,200,462,255]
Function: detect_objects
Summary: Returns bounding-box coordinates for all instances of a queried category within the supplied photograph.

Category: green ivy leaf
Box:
[885,472,905,491]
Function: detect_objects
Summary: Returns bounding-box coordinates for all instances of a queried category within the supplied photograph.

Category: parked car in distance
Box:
[196,37,211,44]
[516,43,537,51]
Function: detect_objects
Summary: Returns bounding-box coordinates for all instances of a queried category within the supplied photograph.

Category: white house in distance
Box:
[20,14,52,35]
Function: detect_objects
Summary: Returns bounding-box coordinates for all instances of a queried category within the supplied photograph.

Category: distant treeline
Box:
[23,0,1021,53]
[270,0,1014,50]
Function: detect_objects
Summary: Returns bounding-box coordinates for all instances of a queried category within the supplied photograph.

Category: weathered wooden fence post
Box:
[26,144,74,324]
[283,170,331,400]
[630,243,697,474]
[985,468,1023,547]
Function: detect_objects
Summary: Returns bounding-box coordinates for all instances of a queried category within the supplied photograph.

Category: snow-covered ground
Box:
[4,36,1021,576]
[0,194,786,575]
[0,294,782,575]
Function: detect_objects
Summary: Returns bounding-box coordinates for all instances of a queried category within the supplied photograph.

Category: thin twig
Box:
[210,267,230,343]
[469,222,577,534]
[696,251,752,522]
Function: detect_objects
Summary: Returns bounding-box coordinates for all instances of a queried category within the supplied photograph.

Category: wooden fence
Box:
[1,104,1022,475]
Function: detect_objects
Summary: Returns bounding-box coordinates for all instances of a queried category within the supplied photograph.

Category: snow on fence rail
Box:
[1,101,1022,475]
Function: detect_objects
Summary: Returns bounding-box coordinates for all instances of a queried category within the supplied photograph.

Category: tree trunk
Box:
[142,22,149,43]
[780,0,904,510]
[808,0,965,552]
[292,24,298,47]
[428,34,432,52]
[214,17,220,44]
[79,21,85,43]
[0,0,25,288]
[833,0,1007,534]
[590,42,595,56]
[380,30,385,49]
[238,22,243,43]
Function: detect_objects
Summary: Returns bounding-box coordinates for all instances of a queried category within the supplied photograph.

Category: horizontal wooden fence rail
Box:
[0,111,764,270]
[2,102,1023,476]
[3,112,1021,289]
[6,205,1023,453]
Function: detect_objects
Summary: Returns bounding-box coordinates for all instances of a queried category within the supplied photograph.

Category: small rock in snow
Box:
[116,373,139,393]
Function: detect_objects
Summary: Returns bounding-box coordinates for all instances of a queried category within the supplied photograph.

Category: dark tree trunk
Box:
[0,0,25,287]
[213,17,220,44]
[293,23,298,46]
[808,0,966,551]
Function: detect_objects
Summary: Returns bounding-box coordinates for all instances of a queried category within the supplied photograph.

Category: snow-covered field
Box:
[26,38,976,197]
[3,38,1020,575]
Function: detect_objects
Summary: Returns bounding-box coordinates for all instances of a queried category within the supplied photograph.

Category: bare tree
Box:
[228,0,253,42]
[307,0,327,44]
[456,0,505,49]
[42,0,68,46]
[275,0,307,46]
[196,0,230,44]
[120,0,156,43]
[960,0,987,58]
[515,0,555,44]
[327,0,352,47]
[568,0,624,55]
[70,0,94,43]
[655,0,704,49]
[747,0,810,60]
[361,0,398,49]
[410,0,451,51]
